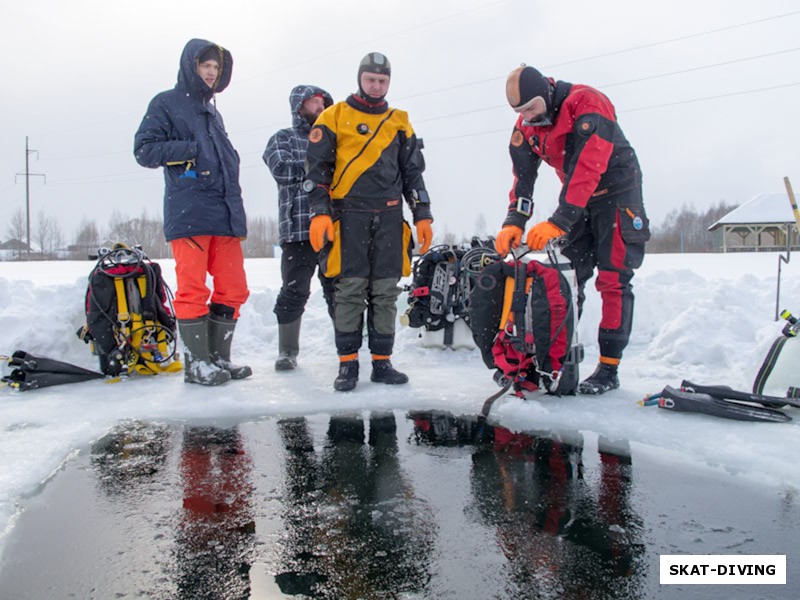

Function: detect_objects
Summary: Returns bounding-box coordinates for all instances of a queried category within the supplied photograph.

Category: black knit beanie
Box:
[506,65,551,111]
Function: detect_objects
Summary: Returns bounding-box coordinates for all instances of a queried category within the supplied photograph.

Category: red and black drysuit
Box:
[505,81,650,361]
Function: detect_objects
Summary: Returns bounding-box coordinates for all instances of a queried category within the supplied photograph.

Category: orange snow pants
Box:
[170,236,249,319]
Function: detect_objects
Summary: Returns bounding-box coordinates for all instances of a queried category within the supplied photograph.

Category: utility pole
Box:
[14,137,46,258]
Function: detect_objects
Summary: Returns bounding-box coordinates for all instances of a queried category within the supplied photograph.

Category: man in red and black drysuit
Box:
[495,65,650,394]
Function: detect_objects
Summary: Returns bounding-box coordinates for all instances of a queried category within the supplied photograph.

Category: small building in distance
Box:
[708,193,799,253]
[0,239,32,261]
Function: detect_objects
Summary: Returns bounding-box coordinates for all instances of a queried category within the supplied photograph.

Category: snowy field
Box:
[1,252,799,558]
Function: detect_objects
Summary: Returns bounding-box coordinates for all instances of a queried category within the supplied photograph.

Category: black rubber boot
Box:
[370,359,409,385]
[578,362,620,395]
[178,317,232,386]
[275,319,301,371]
[208,313,252,380]
[334,360,359,392]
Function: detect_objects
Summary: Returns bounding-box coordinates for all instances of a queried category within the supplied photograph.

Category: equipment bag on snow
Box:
[2,350,104,391]
[77,243,182,377]
[402,239,494,350]
[469,245,583,397]
[753,309,800,397]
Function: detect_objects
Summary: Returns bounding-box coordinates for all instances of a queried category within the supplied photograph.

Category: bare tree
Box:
[265,215,279,248]
[6,208,26,243]
[474,213,487,238]
[72,218,101,258]
[434,224,457,248]
[107,209,168,258]
[242,215,280,258]
[5,208,27,259]
[34,209,54,257]
[648,200,738,253]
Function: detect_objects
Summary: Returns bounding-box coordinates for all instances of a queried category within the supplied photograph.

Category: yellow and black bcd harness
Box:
[78,243,182,377]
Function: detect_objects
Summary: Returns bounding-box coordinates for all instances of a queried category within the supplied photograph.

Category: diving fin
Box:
[680,379,800,409]
[3,368,104,391]
[8,350,104,377]
[3,350,104,391]
[658,385,791,423]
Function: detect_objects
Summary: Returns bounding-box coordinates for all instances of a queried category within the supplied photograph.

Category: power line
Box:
[601,47,800,89]
[48,175,161,186]
[41,80,800,184]
[414,46,800,125]
[549,10,800,69]
[424,82,800,143]
[43,150,130,161]
[395,10,800,101]
[621,81,800,113]
[241,0,510,81]
[32,10,800,164]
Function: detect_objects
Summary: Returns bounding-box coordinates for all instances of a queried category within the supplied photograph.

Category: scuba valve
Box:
[753,307,800,396]
[779,309,799,337]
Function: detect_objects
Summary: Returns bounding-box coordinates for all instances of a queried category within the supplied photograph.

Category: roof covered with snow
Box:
[709,193,797,230]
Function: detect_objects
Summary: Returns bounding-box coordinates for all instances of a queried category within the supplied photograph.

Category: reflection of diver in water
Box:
[275,413,434,599]
[175,426,256,600]
[409,411,644,600]
[90,420,171,496]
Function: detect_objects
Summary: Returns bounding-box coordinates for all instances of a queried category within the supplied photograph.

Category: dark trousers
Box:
[273,241,335,325]
[562,188,647,361]
[321,208,409,356]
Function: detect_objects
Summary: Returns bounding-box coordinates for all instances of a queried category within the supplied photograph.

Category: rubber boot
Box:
[578,362,620,395]
[275,319,301,371]
[370,359,409,385]
[208,313,253,380]
[178,317,232,386]
[334,360,359,392]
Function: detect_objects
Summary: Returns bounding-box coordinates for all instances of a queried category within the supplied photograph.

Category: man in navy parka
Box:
[134,38,251,386]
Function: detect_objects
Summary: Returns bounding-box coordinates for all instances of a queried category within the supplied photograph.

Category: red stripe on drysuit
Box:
[610,211,627,269]
[596,270,623,329]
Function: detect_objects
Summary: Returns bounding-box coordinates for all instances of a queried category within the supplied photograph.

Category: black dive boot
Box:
[275,319,301,371]
[370,359,409,385]
[208,311,253,380]
[334,360,359,392]
[178,316,232,386]
[578,362,620,395]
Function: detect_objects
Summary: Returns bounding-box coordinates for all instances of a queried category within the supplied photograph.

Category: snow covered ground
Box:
[1,252,799,558]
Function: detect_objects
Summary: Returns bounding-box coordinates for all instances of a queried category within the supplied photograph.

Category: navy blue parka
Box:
[134,39,247,241]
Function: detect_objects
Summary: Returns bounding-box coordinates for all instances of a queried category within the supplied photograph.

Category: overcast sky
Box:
[3,0,799,244]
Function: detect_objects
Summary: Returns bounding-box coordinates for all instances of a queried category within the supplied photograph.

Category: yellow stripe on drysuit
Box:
[323,220,342,279]
[402,222,412,277]
[315,103,414,200]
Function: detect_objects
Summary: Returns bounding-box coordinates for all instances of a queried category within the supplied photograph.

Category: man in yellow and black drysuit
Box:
[305,52,434,392]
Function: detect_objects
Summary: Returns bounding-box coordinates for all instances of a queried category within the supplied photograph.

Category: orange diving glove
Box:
[309,215,334,252]
[494,225,523,255]
[526,221,565,251]
[416,219,433,254]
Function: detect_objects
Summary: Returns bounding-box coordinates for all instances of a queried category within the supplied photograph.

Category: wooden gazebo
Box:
[708,193,799,253]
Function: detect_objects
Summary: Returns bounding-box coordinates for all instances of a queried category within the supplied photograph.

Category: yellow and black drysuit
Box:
[305,94,433,357]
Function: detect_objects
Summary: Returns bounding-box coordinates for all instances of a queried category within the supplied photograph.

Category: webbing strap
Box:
[114,278,129,324]
[129,276,147,365]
